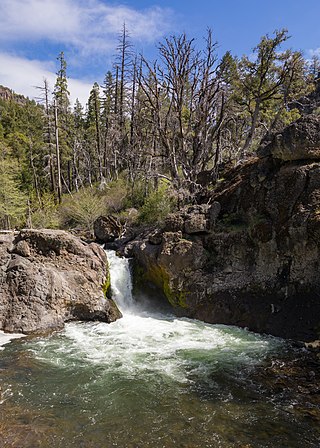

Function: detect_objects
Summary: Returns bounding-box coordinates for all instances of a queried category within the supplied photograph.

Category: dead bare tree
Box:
[139,30,225,188]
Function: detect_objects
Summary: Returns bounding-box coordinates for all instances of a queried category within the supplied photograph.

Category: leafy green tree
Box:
[86,82,103,183]
[235,29,308,156]
[54,51,72,193]
[0,157,27,229]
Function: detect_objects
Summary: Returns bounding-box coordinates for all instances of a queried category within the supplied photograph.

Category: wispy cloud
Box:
[0,1,174,105]
[0,0,173,55]
[0,52,93,106]
[308,48,320,58]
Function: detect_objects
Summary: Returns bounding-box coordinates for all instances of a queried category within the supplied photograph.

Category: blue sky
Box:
[0,0,319,105]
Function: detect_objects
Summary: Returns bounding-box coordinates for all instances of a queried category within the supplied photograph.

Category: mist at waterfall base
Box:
[0,252,319,447]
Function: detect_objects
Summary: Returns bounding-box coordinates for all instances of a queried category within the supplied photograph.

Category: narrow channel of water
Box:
[0,251,319,447]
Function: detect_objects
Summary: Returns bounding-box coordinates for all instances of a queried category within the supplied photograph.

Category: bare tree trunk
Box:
[93,90,103,182]
[114,65,119,115]
[130,59,137,146]
[26,197,32,229]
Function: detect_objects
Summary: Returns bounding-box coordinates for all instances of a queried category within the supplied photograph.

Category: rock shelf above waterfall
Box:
[127,157,320,341]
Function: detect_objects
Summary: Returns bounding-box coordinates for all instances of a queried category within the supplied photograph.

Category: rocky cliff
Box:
[0,229,121,334]
[0,85,28,105]
[128,115,320,341]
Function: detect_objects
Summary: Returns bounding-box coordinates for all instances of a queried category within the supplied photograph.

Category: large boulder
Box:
[94,215,122,243]
[0,229,121,334]
[164,202,221,234]
[257,115,320,161]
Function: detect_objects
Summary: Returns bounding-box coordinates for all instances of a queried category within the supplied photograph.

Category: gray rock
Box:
[257,115,320,161]
[208,201,221,228]
[0,229,121,334]
[184,213,208,234]
[94,215,122,243]
[12,240,31,257]
[130,158,320,341]
[164,213,184,232]
[148,230,163,245]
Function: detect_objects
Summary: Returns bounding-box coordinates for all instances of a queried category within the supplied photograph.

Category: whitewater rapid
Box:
[28,251,282,384]
[1,251,318,448]
[0,331,24,350]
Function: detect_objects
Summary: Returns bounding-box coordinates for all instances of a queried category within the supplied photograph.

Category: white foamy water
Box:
[0,331,25,351]
[31,316,276,384]
[3,251,312,448]
[106,249,134,312]
[28,251,281,385]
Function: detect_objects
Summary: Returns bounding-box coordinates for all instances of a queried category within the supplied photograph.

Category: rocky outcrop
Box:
[257,115,320,161]
[0,85,28,105]
[0,229,121,334]
[129,157,320,341]
[164,202,221,234]
[94,215,122,243]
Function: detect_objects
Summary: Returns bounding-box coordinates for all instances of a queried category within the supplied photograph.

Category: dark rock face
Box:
[94,215,122,243]
[164,202,221,234]
[0,229,121,334]
[257,115,320,161]
[129,158,320,341]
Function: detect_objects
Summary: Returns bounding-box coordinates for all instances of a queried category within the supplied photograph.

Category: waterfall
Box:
[106,249,134,313]
[1,251,295,448]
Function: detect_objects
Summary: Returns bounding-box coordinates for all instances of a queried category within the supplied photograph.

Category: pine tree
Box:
[235,29,308,156]
[54,51,72,195]
[0,156,27,229]
[86,82,103,183]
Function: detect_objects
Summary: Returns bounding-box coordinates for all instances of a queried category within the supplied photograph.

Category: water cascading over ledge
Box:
[0,250,319,447]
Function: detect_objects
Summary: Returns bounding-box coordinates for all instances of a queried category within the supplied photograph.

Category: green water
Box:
[0,315,319,448]
[0,252,319,447]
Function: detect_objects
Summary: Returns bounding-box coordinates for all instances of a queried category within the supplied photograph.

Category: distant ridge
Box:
[0,85,29,105]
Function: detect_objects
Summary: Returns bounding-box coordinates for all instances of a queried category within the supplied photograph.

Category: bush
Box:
[0,158,27,229]
[31,193,60,229]
[59,187,108,234]
[138,182,176,225]
[102,178,128,212]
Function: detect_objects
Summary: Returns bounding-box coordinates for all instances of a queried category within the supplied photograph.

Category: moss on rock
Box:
[102,270,111,299]
[136,262,188,309]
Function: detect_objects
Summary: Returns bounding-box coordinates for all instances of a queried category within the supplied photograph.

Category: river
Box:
[0,251,319,447]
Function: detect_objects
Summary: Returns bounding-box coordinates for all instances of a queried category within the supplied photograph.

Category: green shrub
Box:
[0,158,27,229]
[138,182,176,225]
[59,187,108,234]
[101,178,128,212]
[31,193,60,229]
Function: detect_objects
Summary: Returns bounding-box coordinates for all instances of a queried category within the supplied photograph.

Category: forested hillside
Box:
[1,28,319,233]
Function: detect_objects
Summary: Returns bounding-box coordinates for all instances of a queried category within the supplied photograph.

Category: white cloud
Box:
[0,0,173,55]
[0,52,93,106]
[0,0,81,41]
[308,48,320,58]
[0,1,174,106]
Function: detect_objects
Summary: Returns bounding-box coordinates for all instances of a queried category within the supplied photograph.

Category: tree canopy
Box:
[0,28,317,229]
